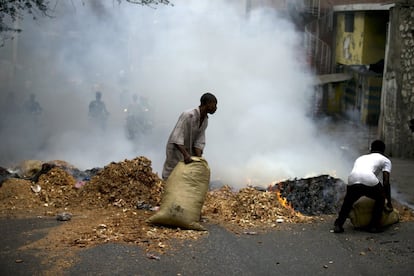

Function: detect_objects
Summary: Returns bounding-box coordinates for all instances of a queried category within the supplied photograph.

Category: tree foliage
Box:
[123,0,172,6]
[0,0,49,33]
[0,0,172,39]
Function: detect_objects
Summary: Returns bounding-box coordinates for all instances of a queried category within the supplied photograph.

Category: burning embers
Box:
[269,175,346,216]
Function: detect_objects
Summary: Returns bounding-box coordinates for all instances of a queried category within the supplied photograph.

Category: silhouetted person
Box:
[88,91,109,131]
[24,93,42,116]
[22,93,43,127]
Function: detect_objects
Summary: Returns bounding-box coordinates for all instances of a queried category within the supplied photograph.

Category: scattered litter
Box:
[137,201,153,210]
[146,253,160,260]
[243,231,258,235]
[276,218,284,223]
[97,224,107,229]
[56,212,72,221]
[150,206,160,212]
[74,181,86,189]
[31,184,41,193]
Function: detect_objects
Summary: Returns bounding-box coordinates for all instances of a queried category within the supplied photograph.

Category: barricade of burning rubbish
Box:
[268,175,347,215]
[0,158,344,218]
[0,157,413,254]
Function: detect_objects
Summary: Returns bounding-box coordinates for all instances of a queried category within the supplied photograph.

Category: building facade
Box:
[379,3,414,157]
[306,0,413,158]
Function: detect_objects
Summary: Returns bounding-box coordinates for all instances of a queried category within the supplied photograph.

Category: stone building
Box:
[380,2,414,158]
[305,0,413,158]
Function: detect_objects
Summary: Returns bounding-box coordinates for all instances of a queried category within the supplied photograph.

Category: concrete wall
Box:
[335,11,387,65]
[335,12,366,65]
[379,3,414,158]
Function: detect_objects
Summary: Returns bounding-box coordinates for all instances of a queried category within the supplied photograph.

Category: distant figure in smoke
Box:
[23,93,43,126]
[333,140,393,234]
[88,91,109,131]
[162,92,217,180]
[24,93,42,116]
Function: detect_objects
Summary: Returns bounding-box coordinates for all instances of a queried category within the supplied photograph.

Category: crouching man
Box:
[333,140,393,233]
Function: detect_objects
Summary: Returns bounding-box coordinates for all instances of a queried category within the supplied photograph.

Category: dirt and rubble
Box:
[1,156,413,260]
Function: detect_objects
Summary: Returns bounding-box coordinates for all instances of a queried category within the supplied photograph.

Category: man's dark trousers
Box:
[335,183,385,227]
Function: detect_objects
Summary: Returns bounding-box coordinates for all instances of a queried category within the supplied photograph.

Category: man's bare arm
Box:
[193,147,202,157]
[383,171,393,209]
[174,144,193,164]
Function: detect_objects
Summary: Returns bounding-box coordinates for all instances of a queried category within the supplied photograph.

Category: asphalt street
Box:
[0,216,413,275]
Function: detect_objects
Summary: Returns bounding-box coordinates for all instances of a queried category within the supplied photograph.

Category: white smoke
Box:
[0,1,357,188]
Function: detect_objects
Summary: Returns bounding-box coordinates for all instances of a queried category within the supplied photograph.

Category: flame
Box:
[275,190,293,210]
[268,181,296,213]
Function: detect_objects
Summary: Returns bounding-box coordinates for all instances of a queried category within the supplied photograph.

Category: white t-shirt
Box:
[348,153,392,186]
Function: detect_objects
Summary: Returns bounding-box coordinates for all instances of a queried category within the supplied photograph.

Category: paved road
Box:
[0,217,413,275]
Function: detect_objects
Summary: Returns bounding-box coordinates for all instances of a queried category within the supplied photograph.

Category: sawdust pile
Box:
[78,157,163,209]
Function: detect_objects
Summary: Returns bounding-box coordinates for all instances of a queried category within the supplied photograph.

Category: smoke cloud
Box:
[0,1,360,188]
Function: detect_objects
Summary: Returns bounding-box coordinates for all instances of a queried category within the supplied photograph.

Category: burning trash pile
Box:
[0,156,413,253]
[269,175,347,215]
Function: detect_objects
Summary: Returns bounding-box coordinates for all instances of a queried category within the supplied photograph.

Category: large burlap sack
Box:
[348,196,399,228]
[148,157,210,231]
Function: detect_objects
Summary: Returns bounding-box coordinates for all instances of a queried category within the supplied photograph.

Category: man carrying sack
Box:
[161,92,217,180]
[333,140,393,233]
[148,93,217,230]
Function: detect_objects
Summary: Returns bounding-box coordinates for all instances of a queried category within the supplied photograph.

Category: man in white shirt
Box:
[162,93,217,180]
[334,140,393,233]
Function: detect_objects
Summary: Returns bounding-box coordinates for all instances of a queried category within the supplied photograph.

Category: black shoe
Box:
[333,224,344,233]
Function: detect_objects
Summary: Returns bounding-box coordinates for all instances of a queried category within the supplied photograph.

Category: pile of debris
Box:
[269,175,346,215]
[1,157,413,254]
[203,185,310,229]
[78,157,164,209]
